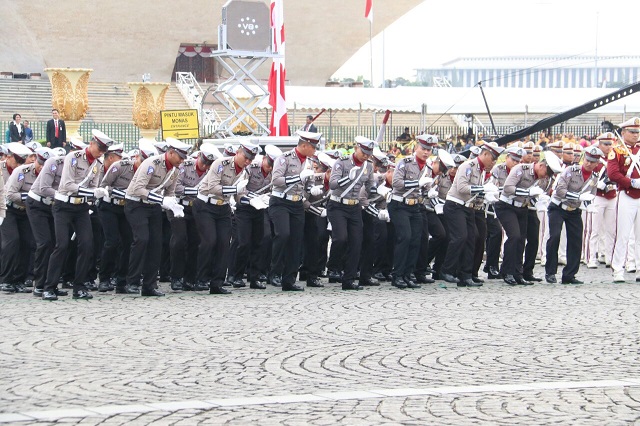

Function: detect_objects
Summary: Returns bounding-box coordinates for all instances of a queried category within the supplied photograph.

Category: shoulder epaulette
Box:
[152,158,162,165]
[119,158,132,166]
[23,166,31,174]
[521,164,530,170]
[570,165,581,172]
[222,159,231,166]
[56,157,65,165]
[73,151,82,158]
[182,159,195,167]
[614,146,627,155]
[283,150,295,157]
[340,155,350,161]
[250,162,260,168]
[404,157,414,163]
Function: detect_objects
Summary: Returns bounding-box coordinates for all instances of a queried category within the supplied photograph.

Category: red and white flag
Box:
[365,0,373,23]
[268,0,289,136]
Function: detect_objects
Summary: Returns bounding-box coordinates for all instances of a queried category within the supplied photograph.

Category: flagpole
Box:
[369,20,373,88]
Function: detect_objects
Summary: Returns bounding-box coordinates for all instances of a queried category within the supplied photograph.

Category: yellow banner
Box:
[160,109,199,139]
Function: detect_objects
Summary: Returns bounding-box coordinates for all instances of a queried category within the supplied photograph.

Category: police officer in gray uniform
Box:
[42,130,114,301]
[496,150,558,285]
[441,142,504,286]
[545,146,602,284]
[195,141,258,294]
[228,144,280,290]
[388,134,439,289]
[269,131,319,291]
[327,137,375,290]
[125,138,190,297]
[98,139,158,294]
[2,147,53,293]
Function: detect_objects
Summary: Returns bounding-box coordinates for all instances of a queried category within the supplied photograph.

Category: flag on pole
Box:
[268,0,289,136]
[365,0,373,23]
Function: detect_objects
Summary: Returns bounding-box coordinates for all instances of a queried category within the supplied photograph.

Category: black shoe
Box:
[415,274,435,284]
[42,291,58,301]
[271,276,282,287]
[258,274,268,283]
[472,276,485,284]
[170,278,183,291]
[223,276,235,287]
[250,281,267,289]
[33,287,44,297]
[515,276,534,286]
[441,273,460,284]
[140,287,165,296]
[342,281,363,290]
[182,281,195,291]
[73,290,94,300]
[84,281,98,291]
[159,276,170,283]
[503,275,517,285]
[391,276,407,289]
[5,283,30,293]
[319,270,327,278]
[523,275,542,282]
[115,285,139,294]
[545,274,557,284]
[54,288,69,296]
[298,271,307,281]
[465,278,482,287]
[403,276,421,289]
[210,285,232,295]
[373,272,387,282]
[425,266,434,274]
[327,270,342,283]
[561,278,583,285]
[232,279,246,288]
[98,281,112,292]
[23,279,33,288]
[61,281,73,289]
[359,277,380,286]
[282,283,304,291]
[457,281,467,287]
[487,267,503,279]
[194,281,210,291]
[307,277,324,288]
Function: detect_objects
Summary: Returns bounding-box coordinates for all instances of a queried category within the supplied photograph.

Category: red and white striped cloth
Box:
[268,0,289,136]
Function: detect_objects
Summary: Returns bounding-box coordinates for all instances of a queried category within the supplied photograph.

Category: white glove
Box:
[418,176,434,188]
[300,169,314,181]
[310,185,323,196]
[596,180,606,190]
[94,187,109,199]
[260,193,271,205]
[528,186,545,197]
[320,208,327,218]
[377,209,390,222]
[162,196,178,210]
[249,197,268,210]
[537,194,550,203]
[579,193,596,202]
[235,179,248,194]
[632,179,640,189]
[483,182,499,194]
[427,187,439,199]
[434,203,444,214]
[171,204,185,218]
[0,217,4,226]
[327,220,332,231]
[377,185,391,197]
[348,166,361,180]
[485,191,498,203]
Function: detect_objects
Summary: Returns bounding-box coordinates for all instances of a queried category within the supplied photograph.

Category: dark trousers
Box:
[160,213,171,279]
[125,201,162,290]
[227,215,239,278]
[414,207,430,275]
[326,201,363,282]
[268,197,304,286]
[374,222,394,276]
[545,204,582,280]
[232,204,265,282]
[523,209,540,277]
[302,211,321,279]
[0,207,33,284]
[473,210,487,277]
[388,200,422,278]
[257,212,273,278]
[87,210,103,282]
[416,210,446,275]
[26,198,55,290]
[44,201,93,291]
[359,211,377,281]
[494,202,528,277]
[98,202,132,285]
[485,213,502,271]
[193,200,232,286]
[426,213,448,276]
[168,207,199,283]
[442,201,475,280]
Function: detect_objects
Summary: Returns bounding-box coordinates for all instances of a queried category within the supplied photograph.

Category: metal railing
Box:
[175,72,221,130]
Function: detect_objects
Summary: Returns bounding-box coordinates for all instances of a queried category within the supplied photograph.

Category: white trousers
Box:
[586,195,617,265]
[611,192,640,274]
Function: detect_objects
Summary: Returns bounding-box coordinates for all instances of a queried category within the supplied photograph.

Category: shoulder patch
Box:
[73,151,82,158]
[50,163,57,172]
[71,157,77,166]
[217,164,224,173]
[110,167,119,174]
[516,169,523,177]
[147,166,154,175]
[17,173,24,182]
[466,167,472,176]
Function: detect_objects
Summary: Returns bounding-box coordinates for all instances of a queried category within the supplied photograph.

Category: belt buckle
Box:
[291,195,301,202]
[346,199,357,206]
[187,201,193,207]
[567,206,576,212]
[73,197,83,205]
[417,197,424,204]
[215,199,224,206]
[407,199,416,206]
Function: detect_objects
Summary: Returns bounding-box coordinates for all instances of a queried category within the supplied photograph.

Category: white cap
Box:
[200,143,222,162]
[354,136,375,155]
[437,150,455,168]
[25,141,40,152]
[154,141,169,153]
[35,147,55,162]
[108,143,124,156]
[618,116,640,130]
[139,139,159,159]
[416,134,438,148]
[165,137,192,159]
[505,146,525,161]
[317,151,336,169]
[264,144,282,163]
[543,151,563,174]
[481,141,505,158]
[6,142,32,159]
[239,140,259,160]
[297,130,322,146]
[68,137,87,150]
[91,129,116,150]
[53,147,67,157]
[223,143,237,156]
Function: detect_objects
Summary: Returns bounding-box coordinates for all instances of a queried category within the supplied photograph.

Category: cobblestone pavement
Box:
[1,264,639,425]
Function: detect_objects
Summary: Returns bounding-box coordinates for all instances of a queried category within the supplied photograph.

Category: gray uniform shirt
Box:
[551,164,598,209]
[5,163,37,208]
[0,160,11,184]
[392,155,433,200]
[101,158,136,191]
[175,159,208,203]
[502,163,542,206]
[199,156,245,202]
[30,156,65,199]
[447,158,486,203]
[330,155,374,201]
[57,150,103,196]
[126,154,178,200]
[271,149,307,198]
[245,162,272,195]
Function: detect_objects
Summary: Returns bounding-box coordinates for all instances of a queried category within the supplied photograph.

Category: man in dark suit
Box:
[8,113,25,142]
[46,109,66,148]
[302,115,317,132]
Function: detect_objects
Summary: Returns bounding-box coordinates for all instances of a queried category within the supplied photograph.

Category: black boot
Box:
[170,278,183,291]
[391,276,407,289]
